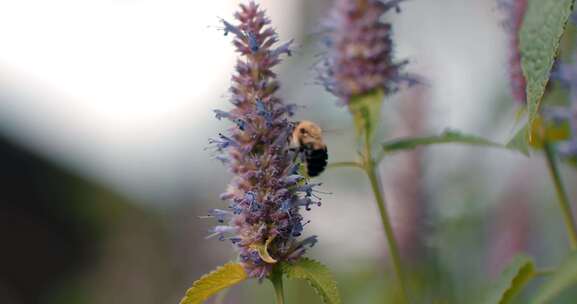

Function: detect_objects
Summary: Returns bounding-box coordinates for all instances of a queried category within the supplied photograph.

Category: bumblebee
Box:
[290,120,328,177]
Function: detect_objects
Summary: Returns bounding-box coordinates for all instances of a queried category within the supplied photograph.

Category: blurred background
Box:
[1,0,577,303]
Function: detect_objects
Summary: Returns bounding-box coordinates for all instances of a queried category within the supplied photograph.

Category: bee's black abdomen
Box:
[306,147,328,177]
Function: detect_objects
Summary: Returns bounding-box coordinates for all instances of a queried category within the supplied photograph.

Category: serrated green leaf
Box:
[179,262,247,304]
[521,0,575,139]
[531,253,577,304]
[381,129,527,155]
[349,90,383,145]
[281,258,341,304]
[482,255,535,304]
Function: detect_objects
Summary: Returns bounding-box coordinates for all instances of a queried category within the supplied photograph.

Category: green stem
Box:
[271,271,285,304]
[543,142,577,250]
[375,147,388,164]
[363,135,410,304]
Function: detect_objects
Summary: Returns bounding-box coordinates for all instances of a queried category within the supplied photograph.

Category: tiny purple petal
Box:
[221,19,243,38]
[214,109,231,120]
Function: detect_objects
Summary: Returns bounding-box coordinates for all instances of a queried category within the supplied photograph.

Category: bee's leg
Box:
[288,147,302,166]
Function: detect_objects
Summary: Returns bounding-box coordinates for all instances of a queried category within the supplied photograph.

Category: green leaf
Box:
[506,124,531,156]
[381,129,527,155]
[281,258,341,304]
[532,253,577,304]
[179,262,247,304]
[349,90,383,144]
[520,0,575,138]
[506,118,571,154]
[482,255,536,304]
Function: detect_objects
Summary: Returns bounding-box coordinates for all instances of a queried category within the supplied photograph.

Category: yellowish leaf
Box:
[179,262,247,304]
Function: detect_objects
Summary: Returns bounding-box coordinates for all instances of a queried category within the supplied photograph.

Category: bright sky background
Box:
[0,0,525,261]
[0,0,514,209]
[0,0,303,203]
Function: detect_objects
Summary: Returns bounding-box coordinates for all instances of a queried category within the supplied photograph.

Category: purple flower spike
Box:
[318,0,413,104]
[499,0,528,104]
[207,2,321,280]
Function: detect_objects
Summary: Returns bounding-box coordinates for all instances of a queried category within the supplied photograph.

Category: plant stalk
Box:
[363,134,410,304]
[271,272,285,304]
[543,141,577,250]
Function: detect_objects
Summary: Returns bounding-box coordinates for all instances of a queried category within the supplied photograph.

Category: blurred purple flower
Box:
[549,56,577,159]
[318,0,414,104]
[206,2,320,280]
[498,0,528,104]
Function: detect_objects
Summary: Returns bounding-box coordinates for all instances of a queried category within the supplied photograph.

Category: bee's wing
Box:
[321,127,346,136]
